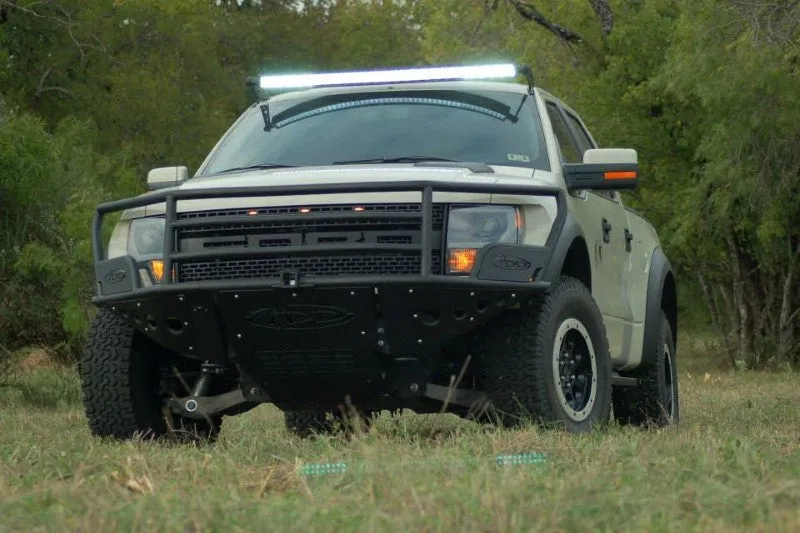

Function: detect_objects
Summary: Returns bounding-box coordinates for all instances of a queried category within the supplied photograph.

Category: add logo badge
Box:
[492,254,531,271]
[104,269,128,284]
[248,305,355,331]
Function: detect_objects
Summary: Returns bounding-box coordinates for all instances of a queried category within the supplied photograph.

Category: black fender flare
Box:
[539,213,588,285]
[639,246,674,370]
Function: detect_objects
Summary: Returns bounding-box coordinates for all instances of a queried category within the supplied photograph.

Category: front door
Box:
[543,100,633,362]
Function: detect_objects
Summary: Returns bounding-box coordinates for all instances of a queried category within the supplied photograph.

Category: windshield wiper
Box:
[213,163,297,174]
[332,156,460,165]
[331,156,494,174]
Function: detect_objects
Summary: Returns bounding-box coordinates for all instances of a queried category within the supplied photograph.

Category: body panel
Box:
[565,190,634,364]
[533,88,640,367]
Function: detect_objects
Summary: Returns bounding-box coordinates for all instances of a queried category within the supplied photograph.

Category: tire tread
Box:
[475,276,612,431]
[80,308,221,442]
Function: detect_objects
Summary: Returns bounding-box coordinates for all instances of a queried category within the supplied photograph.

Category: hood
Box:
[135,163,560,218]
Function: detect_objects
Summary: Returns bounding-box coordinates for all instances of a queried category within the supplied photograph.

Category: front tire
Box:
[80,308,222,443]
[476,276,612,432]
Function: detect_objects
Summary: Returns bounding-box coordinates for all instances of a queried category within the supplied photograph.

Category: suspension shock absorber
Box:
[191,362,230,396]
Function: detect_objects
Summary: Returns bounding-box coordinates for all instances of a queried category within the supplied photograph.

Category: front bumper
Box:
[91,180,566,403]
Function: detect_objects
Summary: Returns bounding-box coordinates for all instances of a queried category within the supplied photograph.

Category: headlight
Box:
[128,217,165,259]
[127,217,168,283]
[446,205,521,275]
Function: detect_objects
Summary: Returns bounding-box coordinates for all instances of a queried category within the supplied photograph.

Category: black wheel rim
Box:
[552,318,597,421]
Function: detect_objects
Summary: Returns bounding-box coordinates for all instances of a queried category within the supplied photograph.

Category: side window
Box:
[565,112,595,152]
[545,102,582,164]
[566,110,617,201]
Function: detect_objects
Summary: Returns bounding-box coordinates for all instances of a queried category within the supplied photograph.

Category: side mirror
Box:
[563,148,638,191]
[147,166,189,191]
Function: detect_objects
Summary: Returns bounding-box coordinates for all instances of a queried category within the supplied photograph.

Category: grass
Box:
[0,337,799,532]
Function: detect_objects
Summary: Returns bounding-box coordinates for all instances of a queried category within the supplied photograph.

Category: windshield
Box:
[199,88,551,175]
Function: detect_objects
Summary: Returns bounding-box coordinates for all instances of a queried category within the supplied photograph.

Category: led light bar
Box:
[259,63,517,90]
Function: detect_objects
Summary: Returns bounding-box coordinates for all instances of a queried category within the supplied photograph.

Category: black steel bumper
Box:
[91,180,566,403]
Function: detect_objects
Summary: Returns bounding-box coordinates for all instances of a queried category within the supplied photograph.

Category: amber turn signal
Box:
[447,248,478,274]
[148,260,176,283]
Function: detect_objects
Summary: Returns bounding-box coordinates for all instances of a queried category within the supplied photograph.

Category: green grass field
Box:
[1,337,799,532]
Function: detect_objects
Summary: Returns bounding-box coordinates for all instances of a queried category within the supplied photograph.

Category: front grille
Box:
[175,203,445,282]
[178,203,446,225]
[178,253,442,282]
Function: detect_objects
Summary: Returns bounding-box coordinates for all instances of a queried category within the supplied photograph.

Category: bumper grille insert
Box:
[175,203,445,282]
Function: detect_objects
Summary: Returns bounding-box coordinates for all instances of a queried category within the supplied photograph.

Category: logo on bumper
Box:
[491,254,532,271]
[247,305,355,331]
[104,269,128,284]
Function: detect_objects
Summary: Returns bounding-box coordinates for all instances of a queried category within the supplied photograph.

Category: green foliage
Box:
[0,365,82,409]
[0,110,140,357]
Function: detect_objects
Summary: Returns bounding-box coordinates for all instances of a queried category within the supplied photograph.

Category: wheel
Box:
[80,308,222,443]
[476,276,612,432]
[612,311,679,427]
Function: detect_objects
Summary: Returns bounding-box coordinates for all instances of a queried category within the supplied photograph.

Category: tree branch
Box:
[37,86,74,97]
[587,0,613,37]
[505,0,584,43]
[0,0,112,63]
[35,65,53,95]
[33,65,74,99]
[469,0,498,45]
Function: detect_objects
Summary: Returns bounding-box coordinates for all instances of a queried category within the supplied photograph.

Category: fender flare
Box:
[639,246,675,370]
[540,213,588,285]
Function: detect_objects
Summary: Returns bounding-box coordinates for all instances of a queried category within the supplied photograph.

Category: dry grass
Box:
[0,336,798,532]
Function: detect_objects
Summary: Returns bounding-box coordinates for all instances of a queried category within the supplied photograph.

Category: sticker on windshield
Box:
[508,153,530,162]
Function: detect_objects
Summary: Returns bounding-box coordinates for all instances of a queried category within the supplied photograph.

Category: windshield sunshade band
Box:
[270,97,511,129]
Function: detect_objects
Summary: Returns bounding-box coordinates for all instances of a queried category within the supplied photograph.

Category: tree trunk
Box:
[725,231,754,365]
[699,273,737,367]
[587,0,613,37]
[777,241,800,363]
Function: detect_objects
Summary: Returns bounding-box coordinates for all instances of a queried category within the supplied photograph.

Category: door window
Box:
[545,102,582,164]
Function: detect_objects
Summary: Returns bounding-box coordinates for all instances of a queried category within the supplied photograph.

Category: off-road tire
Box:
[475,276,612,432]
[612,312,679,427]
[80,308,222,443]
